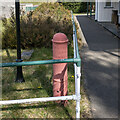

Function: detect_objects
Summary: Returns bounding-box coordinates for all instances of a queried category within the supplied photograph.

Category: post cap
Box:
[52,33,69,43]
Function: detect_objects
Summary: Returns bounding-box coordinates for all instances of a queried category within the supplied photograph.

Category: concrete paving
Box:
[77,16,119,118]
[99,22,120,39]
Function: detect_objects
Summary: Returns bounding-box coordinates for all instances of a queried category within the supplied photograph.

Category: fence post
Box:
[75,65,81,119]
[52,33,68,105]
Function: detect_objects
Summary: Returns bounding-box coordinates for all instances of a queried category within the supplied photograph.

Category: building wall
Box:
[118,2,120,24]
[97,2,119,22]
[0,2,37,19]
[0,1,15,19]
[95,0,98,20]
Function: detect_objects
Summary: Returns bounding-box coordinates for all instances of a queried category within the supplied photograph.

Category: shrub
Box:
[61,2,87,13]
[2,3,73,49]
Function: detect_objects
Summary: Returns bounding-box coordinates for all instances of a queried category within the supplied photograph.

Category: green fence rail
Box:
[0,58,80,68]
[71,11,80,59]
[0,12,81,68]
[26,6,37,12]
[0,10,81,119]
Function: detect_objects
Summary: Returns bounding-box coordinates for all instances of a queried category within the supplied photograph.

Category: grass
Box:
[20,0,59,4]
[1,46,92,118]
[20,1,42,5]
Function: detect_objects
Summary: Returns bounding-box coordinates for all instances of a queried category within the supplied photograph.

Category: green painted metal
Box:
[26,7,37,12]
[90,2,92,17]
[71,11,81,67]
[87,2,89,16]
[0,11,81,69]
[71,11,80,60]
[0,58,81,68]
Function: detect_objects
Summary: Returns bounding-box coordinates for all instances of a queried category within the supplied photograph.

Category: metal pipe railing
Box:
[71,11,81,119]
[0,58,80,68]
[0,11,81,119]
[71,11,80,60]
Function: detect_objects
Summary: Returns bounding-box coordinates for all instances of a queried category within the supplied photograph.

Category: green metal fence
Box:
[0,11,81,119]
[0,58,80,68]
[26,6,37,12]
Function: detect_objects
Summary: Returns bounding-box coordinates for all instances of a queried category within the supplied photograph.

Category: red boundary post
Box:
[52,33,69,105]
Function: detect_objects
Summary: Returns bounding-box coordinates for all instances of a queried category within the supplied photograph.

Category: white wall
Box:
[0,1,15,19]
[95,0,98,20]
[98,2,112,22]
[96,2,119,22]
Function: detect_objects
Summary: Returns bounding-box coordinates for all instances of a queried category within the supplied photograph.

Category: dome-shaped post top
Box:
[52,33,69,43]
[52,33,68,105]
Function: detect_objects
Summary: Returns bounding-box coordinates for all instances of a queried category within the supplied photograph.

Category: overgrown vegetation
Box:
[1,2,92,118]
[20,1,41,5]
[61,2,87,13]
[2,3,73,49]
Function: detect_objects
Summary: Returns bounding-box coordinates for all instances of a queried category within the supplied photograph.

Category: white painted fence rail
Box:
[0,11,81,119]
[0,95,76,105]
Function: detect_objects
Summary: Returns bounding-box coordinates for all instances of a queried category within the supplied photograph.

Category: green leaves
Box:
[2,3,73,49]
[62,2,87,13]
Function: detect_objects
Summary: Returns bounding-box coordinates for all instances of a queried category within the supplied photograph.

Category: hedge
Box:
[61,2,87,13]
[2,3,73,49]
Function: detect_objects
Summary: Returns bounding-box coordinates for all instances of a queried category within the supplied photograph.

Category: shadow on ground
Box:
[77,16,119,118]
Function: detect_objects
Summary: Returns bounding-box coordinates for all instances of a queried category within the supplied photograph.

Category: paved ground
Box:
[88,16,120,39]
[77,16,119,118]
[99,22,120,39]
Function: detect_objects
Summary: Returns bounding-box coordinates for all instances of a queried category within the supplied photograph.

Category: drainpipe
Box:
[95,0,98,21]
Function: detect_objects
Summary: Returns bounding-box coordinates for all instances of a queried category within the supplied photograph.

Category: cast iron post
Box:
[15,0,25,82]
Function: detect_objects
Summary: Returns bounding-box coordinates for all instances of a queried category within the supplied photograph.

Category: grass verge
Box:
[1,47,92,118]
